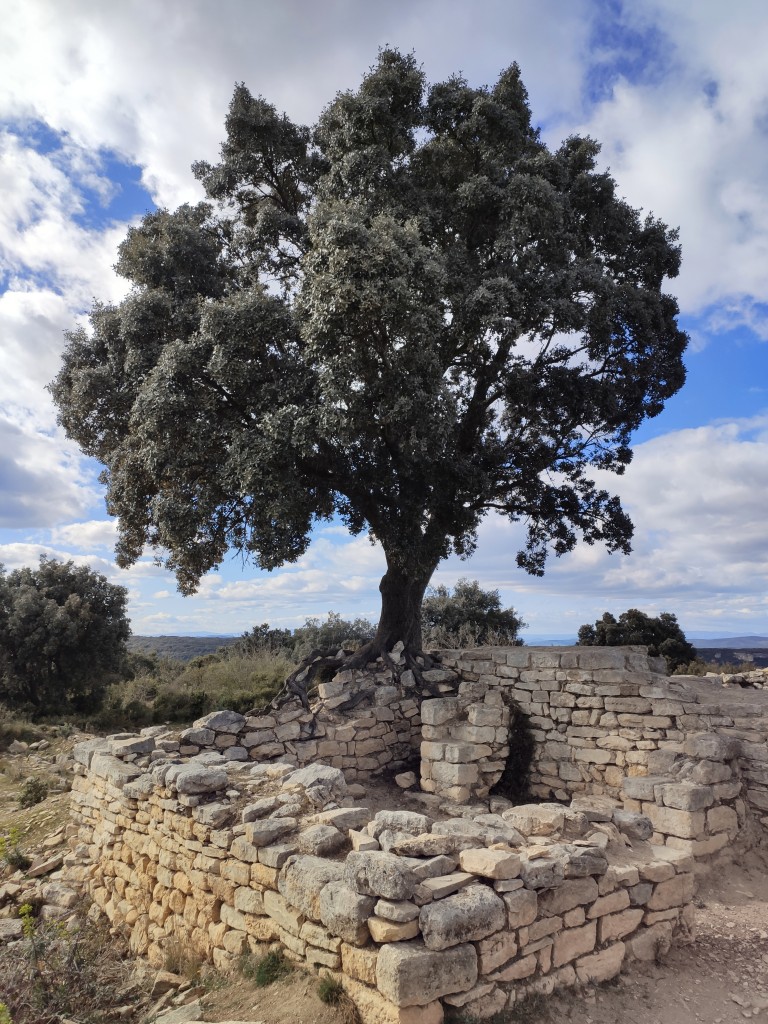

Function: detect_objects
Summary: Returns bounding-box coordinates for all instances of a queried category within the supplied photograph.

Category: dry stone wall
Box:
[435,646,768,845]
[63,645,768,1024]
[68,738,697,1024]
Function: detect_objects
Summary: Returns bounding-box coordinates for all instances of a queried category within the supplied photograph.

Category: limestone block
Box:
[501,805,564,836]
[552,921,597,967]
[420,698,460,726]
[431,762,479,786]
[562,846,608,879]
[90,753,143,789]
[643,804,705,840]
[526,916,563,943]
[689,760,733,785]
[245,818,297,848]
[575,941,625,984]
[374,899,420,923]
[369,916,421,942]
[319,881,376,946]
[258,842,298,869]
[599,907,644,943]
[214,733,238,749]
[659,783,714,811]
[502,887,538,927]
[706,805,738,834]
[370,811,432,839]
[171,766,227,796]
[587,889,630,918]
[612,810,653,840]
[628,920,673,961]
[458,848,521,880]
[419,884,506,951]
[344,851,418,901]
[109,736,156,757]
[622,775,669,801]
[344,976,444,1024]
[476,930,518,973]
[376,940,478,1007]
[233,886,264,915]
[312,807,371,830]
[194,710,246,733]
[263,889,304,935]
[646,873,695,911]
[284,763,347,797]
[682,733,738,761]
[298,824,346,856]
[341,942,379,984]
[519,854,565,890]
[468,704,505,727]
[392,834,463,857]
[538,878,598,917]
[278,855,344,921]
[411,856,460,881]
[419,872,474,899]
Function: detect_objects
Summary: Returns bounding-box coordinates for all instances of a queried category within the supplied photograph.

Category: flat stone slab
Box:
[419,884,506,950]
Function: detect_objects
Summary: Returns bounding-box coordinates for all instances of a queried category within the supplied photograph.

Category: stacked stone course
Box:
[64,646,768,1024]
[69,738,697,1024]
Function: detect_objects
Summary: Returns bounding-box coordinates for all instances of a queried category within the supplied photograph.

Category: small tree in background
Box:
[577,608,696,673]
[0,557,130,714]
[421,578,525,648]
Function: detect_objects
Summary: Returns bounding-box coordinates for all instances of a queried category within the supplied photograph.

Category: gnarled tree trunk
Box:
[373,562,434,655]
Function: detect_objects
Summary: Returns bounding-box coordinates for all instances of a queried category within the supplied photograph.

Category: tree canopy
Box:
[51,49,687,660]
[0,557,130,713]
[577,609,696,673]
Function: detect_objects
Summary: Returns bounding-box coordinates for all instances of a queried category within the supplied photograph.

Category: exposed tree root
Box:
[246,642,446,717]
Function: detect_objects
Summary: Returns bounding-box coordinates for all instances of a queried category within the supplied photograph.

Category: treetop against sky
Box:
[1,1,768,637]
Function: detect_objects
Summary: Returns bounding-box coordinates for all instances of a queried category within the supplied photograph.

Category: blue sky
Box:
[1,0,768,639]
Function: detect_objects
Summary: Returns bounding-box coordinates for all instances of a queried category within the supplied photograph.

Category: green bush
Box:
[18,778,48,809]
[251,949,291,987]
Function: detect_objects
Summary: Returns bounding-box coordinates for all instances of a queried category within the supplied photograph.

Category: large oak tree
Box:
[52,50,687,664]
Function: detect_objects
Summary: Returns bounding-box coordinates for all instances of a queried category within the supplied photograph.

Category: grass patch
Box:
[317,974,345,1004]
[250,949,292,987]
[18,777,48,809]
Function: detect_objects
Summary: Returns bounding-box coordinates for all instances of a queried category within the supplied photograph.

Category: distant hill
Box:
[693,635,768,649]
[694,647,768,669]
[127,635,241,661]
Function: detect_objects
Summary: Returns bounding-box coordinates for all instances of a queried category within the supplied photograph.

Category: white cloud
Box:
[51,518,118,550]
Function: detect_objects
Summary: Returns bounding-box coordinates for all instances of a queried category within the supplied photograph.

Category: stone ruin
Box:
[62,646,768,1023]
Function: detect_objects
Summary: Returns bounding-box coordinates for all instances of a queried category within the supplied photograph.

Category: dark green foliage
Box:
[577,609,697,673]
[251,949,291,987]
[18,778,48,809]
[0,557,130,714]
[51,50,687,655]
[317,975,345,1005]
[421,578,525,648]
[127,635,241,661]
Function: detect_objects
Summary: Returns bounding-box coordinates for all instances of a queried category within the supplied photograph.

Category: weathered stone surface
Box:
[476,930,518,973]
[392,833,474,856]
[519,853,565,890]
[0,919,23,942]
[298,824,346,856]
[538,878,598,917]
[629,920,673,961]
[370,811,434,835]
[319,881,376,946]
[646,873,695,911]
[171,765,227,796]
[502,805,564,836]
[109,735,155,757]
[575,942,625,984]
[599,907,644,943]
[643,804,705,840]
[419,884,506,950]
[312,807,371,830]
[285,763,347,796]
[552,921,597,967]
[375,899,420,923]
[376,940,478,1006]
[368,916,421,942]
[194,710,246,733]
[561,846,608,879]
[419,872,474,899]
[242,796,281,821]
[682,733,738,761]
[659,783,714,811]
[90,752,142,789]
[502,887,538,927]
[179,728,215,747]
[344,851,418,901]
[245,818,297,848]
[458,847,521,880]
[612,810,653,841]
[278,855,345,921]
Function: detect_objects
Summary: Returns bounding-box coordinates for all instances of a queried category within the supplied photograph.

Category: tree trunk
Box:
[374,564,433,654]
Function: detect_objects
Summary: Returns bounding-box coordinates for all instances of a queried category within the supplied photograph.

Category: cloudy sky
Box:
[2,0,767,640]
